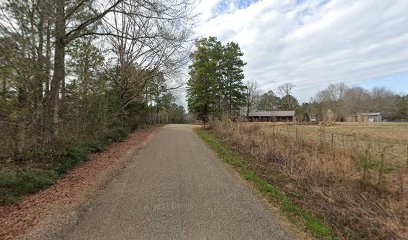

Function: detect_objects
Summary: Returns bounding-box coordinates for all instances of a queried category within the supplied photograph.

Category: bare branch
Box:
[65,0,123,43]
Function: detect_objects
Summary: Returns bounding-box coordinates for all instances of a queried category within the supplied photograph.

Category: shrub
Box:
[86,141,106,153]
[19,146,50,162]
[0,169,58,205]
[1,125,134,205]
[55,143,89,174]
[103,126,129,143]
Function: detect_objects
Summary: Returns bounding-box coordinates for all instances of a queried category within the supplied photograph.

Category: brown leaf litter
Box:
[0,127,160,240]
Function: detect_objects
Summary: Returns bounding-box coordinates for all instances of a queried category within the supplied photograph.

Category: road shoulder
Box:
[194,127,327,240]
[0,127,160,240]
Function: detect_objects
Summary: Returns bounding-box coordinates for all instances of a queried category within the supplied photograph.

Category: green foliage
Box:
[0,124,136,205]
[19,147,50,162]
[85,141,106,153]
[55,143,90,175]
[0,169,58,205]
[195,128,336,239]
[187,37,247,122]
[279,94,300,111]
[256,88,300,112]
[51,127,130,176]
[103,126,130,143]
[220,42,247,113]
[257,90,279,111]
[395,95,408,120]
[0,0,191,207]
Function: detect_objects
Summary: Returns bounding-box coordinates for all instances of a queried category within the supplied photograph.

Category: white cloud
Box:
[192,0,222,23]
[193,0,408,102]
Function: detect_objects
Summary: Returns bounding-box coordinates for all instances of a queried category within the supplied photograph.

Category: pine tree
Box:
[221,42,247,115]
[187,37,247,123]
[187,37,222,123]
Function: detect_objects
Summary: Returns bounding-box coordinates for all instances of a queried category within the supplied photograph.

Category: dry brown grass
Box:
[210,120,407,239]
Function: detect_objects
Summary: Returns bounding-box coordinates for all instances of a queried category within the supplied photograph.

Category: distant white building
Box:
[346,113,382,122]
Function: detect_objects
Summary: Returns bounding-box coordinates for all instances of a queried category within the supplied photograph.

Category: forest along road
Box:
[58,124,295,240]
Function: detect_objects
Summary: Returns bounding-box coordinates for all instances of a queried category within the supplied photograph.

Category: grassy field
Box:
[254,122,408,169]
[248,122,408,142]
[208,121,408,239]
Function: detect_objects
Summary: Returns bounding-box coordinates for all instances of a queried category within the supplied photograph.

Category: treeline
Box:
[246,81,407,122]
[0,0,193,162]
[305,83,408,121]
[186,38,407,123]
[245,81,299,114]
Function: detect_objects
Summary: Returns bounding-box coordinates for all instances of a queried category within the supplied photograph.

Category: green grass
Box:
[195,128,337,239]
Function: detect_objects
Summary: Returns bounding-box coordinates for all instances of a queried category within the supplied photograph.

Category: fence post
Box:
[295,127,298,147]
[406,144,408,168]
[378,149,385,186]
[331,133,334,146]
[272,126,275,147]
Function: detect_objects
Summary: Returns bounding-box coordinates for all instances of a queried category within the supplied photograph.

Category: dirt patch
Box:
[0,127,159,240]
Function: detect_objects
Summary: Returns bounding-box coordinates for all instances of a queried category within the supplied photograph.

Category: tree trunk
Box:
[37,6,45,104]
[42,17,52,144]
[35,6,45,142]
[16,86,27,161]
[50,0,65,140]
[45,17,51,95]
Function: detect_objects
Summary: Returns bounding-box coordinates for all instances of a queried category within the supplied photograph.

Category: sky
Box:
[190,0,408,102]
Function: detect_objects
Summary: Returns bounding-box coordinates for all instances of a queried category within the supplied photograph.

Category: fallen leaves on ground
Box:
[0,127,159,240]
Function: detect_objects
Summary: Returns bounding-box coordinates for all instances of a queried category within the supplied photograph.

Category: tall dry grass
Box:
[210,120,407,239]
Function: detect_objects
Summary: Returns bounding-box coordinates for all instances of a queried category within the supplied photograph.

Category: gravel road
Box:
[58,125,295,240]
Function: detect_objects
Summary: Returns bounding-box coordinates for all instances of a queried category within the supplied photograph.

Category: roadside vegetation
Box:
[0,127,158,240]
[1,126,134,205]
[201,120,407,239]
[0,0,193,205]
[186,33,407,239]
[195,127,336,239]
[187,37,247,124]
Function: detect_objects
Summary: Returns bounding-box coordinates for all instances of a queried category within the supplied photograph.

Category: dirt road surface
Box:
[56,125,295,240]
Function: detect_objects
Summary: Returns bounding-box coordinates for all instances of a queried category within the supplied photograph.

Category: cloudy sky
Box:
[191,0,408,102]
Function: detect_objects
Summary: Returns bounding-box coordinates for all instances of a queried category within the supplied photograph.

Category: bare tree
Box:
[277,82,295,97]
[312,82,349,120]
[0,0,194,160]
[49,0,194,139]
[0,0,55,157]
[104,0,192,111]
[244,80,260,116]
[309,83,404,121]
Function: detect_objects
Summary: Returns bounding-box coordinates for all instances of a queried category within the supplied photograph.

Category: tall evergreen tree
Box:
[187,37,246,123]
[279,94,299,111]
[221,42,247,115]
[187,37,222,123]
[257,90,279,111]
